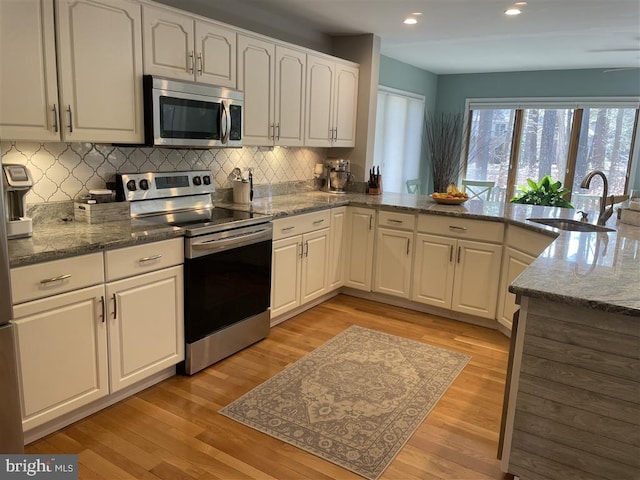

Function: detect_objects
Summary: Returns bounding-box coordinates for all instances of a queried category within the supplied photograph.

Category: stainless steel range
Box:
[116,171,272,375]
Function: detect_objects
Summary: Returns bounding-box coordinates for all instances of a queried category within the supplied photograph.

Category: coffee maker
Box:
[2,163,33,239]
[323,159,352,194]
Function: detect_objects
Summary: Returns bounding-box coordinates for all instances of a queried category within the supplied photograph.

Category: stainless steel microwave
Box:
[143,75,243,148]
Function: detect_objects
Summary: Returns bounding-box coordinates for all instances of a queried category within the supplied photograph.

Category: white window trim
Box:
[379,85,426,103]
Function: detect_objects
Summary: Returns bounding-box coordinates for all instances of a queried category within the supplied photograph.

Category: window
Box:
[464,99,639,209]
[374,87,425,194]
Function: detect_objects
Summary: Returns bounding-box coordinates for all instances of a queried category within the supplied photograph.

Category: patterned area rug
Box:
[219,325,471,479]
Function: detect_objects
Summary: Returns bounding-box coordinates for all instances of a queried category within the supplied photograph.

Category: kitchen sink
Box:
[527,218,614,233]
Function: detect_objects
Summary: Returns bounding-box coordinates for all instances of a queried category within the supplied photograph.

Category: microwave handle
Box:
[221,101,230,144]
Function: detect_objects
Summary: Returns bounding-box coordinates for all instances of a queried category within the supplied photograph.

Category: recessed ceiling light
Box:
[403,17,418,25]
[411,12,423,16]
[504,8,522,15]
[515,2,527,5]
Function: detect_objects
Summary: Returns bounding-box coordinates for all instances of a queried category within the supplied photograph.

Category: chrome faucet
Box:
[579,170,611,226]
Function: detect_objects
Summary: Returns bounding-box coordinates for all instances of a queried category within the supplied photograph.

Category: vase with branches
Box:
[423,112,467,193]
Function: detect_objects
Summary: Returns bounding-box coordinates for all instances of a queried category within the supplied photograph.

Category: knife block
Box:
[368,175,382,195]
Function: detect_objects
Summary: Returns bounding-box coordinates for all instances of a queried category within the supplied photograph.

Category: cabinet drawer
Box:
[417,214,504,243]
[105,238,183,282]
[378,210,416,230]
[11,253,104,304]
[273,210,331,240]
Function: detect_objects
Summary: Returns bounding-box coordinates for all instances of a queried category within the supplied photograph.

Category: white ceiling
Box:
[218,0,640,74]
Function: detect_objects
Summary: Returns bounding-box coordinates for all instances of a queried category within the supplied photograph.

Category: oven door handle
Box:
[191,228,271,252]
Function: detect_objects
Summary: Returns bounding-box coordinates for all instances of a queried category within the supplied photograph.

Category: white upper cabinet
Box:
[238,34,306,146]
[142,5,236,88]
[0,0,59,142]
[305,54,358,147]
[56,0,144,143]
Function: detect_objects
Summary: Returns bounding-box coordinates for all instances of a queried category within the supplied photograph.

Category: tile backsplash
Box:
[0,141,326,205]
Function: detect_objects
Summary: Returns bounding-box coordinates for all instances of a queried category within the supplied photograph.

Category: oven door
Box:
[184,224,272,344]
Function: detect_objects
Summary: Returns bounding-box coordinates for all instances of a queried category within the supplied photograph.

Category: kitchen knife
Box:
[249,169,253,202]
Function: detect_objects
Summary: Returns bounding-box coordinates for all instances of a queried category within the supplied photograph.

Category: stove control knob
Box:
[126,180,137,191]
[203,175,211,185]
[193,176,202,186]
[139,179,149,190]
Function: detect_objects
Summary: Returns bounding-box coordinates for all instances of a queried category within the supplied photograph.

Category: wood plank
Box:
[511,429,639,480]
[509,449,607,480]
[528,298,640,337]
[515,391,640,447]
[523,333,640,382]
[519,373,640,424]
[513,411,640,468]
[24,295,513,480]
[521,354,640,403]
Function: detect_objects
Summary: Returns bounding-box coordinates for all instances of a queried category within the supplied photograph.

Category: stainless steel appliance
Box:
[2,163,33,239]
[116,171,272,375]
[0,154,25,452]
[323,159,352,194]
[143,75,243,148]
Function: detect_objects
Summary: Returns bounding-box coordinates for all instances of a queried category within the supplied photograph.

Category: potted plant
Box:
[510,175,574,208]
[423,112,466,193]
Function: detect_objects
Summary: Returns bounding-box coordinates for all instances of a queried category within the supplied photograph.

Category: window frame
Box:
[463,97,640,204]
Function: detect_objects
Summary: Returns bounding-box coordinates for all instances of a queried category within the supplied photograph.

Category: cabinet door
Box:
[328,207,347,290]
[106,266,184,393]
[142,5,194,81]
[13,285,108,431]
[275,46,306,146]
[497,247,535,330]
[374,228,413,299]
[56,0,144,143]
[452,240,502,319]
[300,228,329,303]
[0,0,59,141]
[238,35,275,146]
[345,208,375,291]
[271,236,302,317]
[196,20,236,87]
[333,63,358,147]
[305,55,334,147]
[412,233,456,309]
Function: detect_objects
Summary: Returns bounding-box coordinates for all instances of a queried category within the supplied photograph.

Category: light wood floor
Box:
[26,294,514,480]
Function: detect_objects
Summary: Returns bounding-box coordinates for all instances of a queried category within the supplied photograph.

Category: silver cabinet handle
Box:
[276,123,280,141]
[333,128,338,141]
[299,241,304,259]
[139,254,162,263]
[112,293,117,319]
[271,124,276,140]
[388,219,403,224]
[67,105,73,133]
[197,52,203,75]
[304,241,309,258]
[40,274,71,285]
[449,244,453,262]
[52,104,59,133]
[282,226,295,232]
[98,296,105,323]
[406,238,410,255]
[449,225,468,232]
[188,51,194,73]
[457,246,462,263]
[312,219,325,225]
[369,215,373,230]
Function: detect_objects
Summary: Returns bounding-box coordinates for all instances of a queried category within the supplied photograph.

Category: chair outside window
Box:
[406,179,420,194]
[462,180,495,200]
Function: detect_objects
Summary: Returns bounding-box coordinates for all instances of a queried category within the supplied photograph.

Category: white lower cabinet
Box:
[13,285,108,431]
[105,266,184,393]
[327,207,347,290]
[11,239,184,434]
[412,234,502,318]
[271,210,331,319]
[345,207,376,291]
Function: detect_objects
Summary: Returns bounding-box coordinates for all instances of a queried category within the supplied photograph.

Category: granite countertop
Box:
[8,219,183,268]
[10,191,640,316]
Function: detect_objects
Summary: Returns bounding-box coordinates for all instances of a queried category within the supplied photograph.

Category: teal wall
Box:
[379,55,438,112]
[435,68,640,113]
